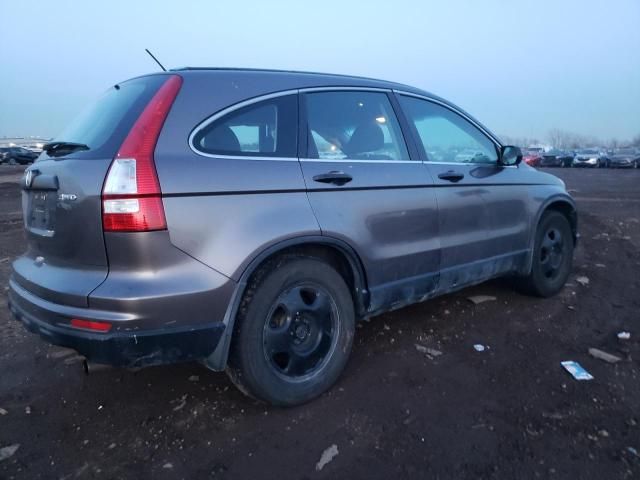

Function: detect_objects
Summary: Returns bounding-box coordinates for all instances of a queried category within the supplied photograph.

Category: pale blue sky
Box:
[1,0,638,142]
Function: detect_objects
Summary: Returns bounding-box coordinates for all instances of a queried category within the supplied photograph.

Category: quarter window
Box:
[193,94,297,157]
[399,96,497,164]
[304,91,409,161]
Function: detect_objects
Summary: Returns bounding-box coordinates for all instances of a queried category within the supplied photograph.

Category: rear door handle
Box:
[438,171,464,183]
[313,171,353,186]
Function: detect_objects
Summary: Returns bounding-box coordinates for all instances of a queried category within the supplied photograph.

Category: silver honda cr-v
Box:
[9,68,577,406]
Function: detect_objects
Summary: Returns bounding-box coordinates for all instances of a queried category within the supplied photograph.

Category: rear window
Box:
[46,75,167,159]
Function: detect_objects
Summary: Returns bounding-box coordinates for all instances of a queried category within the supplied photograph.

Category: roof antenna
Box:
[145,48,167,72]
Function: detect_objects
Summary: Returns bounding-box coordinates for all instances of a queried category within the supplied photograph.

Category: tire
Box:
[8,157,16,165]
[226,256,355,406]
[517,211,574,297]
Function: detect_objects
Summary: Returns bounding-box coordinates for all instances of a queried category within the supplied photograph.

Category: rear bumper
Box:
[8,278,226,367]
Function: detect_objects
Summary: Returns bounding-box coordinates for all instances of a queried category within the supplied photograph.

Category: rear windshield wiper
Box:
[43,141,90,156]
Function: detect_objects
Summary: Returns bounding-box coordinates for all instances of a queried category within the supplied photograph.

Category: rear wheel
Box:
[227,256,355,406]
[8,157,16,165]
[517,211,574,297]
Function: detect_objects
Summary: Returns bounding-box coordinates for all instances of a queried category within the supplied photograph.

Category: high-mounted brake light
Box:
[102,75,182,232]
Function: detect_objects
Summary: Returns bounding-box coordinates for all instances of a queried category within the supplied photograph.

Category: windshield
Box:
[617,149,635,155]
[578,149,598,154]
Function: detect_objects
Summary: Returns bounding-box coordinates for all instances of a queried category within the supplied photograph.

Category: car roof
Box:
[171,66,427,94]
[131,68,504,146]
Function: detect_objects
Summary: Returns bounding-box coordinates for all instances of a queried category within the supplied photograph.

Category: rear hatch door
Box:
[14,75,169,307]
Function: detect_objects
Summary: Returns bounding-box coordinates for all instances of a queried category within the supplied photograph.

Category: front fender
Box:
[522,192,577,274]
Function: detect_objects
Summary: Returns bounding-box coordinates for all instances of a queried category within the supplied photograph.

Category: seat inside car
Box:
[202,125,241,153]
[344,121,389,160]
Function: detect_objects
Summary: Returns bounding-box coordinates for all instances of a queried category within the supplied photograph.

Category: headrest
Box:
[344,122,384,155]
[203,126,241,152]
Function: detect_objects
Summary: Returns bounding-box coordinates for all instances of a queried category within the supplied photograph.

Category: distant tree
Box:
[547,128,565,149]
[607,138,620,149]
[631,134,640,147]
[547,128,588,150]
[498,134,527,148]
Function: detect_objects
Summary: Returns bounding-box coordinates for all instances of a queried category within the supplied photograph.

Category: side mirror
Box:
[499,145,522,166]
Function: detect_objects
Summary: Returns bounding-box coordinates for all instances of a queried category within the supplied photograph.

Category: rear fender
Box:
[204,235,368,371]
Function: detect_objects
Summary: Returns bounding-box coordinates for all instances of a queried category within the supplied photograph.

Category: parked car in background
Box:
[609,148,640,168]
[540,149,574,167]
[0,147,39,165]
[8,68,577,406]
[523,149,543,167]
[573,148,608,168]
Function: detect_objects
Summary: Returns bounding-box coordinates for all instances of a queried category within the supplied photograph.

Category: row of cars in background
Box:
[524,147,640,169]
[0,146,39,165]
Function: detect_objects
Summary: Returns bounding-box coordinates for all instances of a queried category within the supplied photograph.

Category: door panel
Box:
[426,164,530,290]
[302,161,439,313]
[302,161,439,283]
[299,90,440,313]
[427,169,491,269]
[398,94,530,290]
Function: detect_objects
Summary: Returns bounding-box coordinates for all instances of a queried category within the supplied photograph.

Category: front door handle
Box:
[313,171,353,186]
[438,170,464,183]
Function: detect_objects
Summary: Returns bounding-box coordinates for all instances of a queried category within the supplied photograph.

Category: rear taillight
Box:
[102,75,182,232]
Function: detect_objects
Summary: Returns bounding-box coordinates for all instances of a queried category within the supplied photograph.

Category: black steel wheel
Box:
[517,211,574,297]
[227,256,355,406]
[539,226,565,280]
[262,283,338,379]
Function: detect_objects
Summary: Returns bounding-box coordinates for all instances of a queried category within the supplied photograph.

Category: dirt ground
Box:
[0,166,638,479]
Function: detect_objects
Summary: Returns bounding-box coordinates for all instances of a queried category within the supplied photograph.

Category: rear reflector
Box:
[70,318,112,333]
[102,74,182,232]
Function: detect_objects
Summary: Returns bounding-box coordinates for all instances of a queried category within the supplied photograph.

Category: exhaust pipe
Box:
[82,359,112,375]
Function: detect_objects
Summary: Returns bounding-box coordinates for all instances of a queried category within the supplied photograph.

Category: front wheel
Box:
[227,256,355,406]
[517,211,574,297]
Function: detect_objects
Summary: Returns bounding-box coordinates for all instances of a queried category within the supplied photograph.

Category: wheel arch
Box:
[523,195,578,274]
[204,235,369,371]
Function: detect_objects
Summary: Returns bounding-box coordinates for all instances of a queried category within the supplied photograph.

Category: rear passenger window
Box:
[193,94,297,158]
[304,91,409,161]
